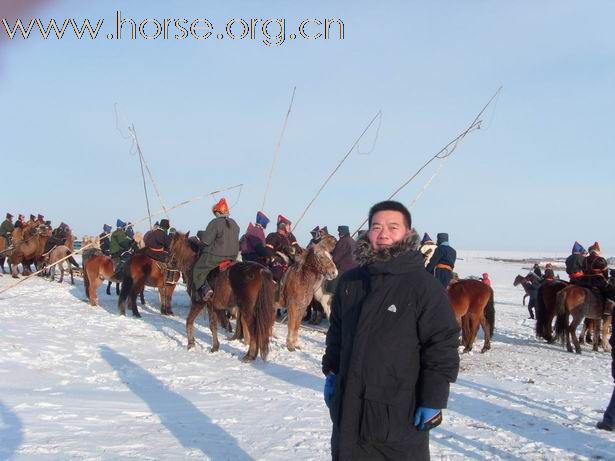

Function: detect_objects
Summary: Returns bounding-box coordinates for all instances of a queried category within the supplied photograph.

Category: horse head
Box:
[513,275,525,286]
[310,246,338,281]
[169,231,198,272]
[315,234,337,253]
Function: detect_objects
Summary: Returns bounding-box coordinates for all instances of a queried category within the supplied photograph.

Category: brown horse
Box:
[83,250,123,306]
[447,279,494,353]
[0,236,11,274]
[554,285,611,353]
[9,225,50,278]
[513,274,537,307]
[45,245,79,284]
[117,251,181,317]
[534,280,568,343]
[278,234,338,351]
[170,231,276,362]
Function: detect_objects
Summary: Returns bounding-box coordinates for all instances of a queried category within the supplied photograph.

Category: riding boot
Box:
[198,281,213,302]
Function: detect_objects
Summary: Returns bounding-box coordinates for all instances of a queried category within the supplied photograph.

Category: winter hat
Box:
[421,232,433,244]
[103,224,112,233]
[169,227,176,234]
[572,241,585,254]
[29,214,35,221]
[437,233,449,245]
[159,219,170,230]
[338,225,350,236]
[277,214,291,226]
[368,200,411,228]
[588,241,601,254]
[116,219,126,228]
[212,198,229,215]
[256,211,270,228]
[482,272,489,279]
[18,214,24,220]
[320,226,329,235]
[310,226,320,239]
[37,214,44,221]
[125,224,134,238]
[6,213,13,219]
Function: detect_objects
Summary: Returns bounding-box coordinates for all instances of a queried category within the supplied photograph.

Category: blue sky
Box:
[1,0,613,254]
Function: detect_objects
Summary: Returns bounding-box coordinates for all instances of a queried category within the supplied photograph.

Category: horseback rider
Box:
[265,214,301,282]
[0,213,14,246]
[192,198,240,302]
[426,233,457,288]
[308,226,322,247]
[239,211,270,264]
[577,242,615,314]
[45,222,69,253]
[143,218,176,282]
[543,263,556,281]
[419,232,437,267]
[327,225,358,295]
[110,219,134,275]
[99,224,112,256]
[565,241,586,283]
[36,214,45,226]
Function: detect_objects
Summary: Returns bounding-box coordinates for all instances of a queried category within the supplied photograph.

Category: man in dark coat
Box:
[143,218,171,261]
[192,198,240,301]
[597,310,615,431]
[565,241,586,283]
[331,225,357,273]
[99,224,112,256]
[426,233,457,288]
[322,200,460,461]
[265,214,301,281]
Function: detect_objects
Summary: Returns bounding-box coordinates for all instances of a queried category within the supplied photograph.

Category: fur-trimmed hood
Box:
[354,228,421,267]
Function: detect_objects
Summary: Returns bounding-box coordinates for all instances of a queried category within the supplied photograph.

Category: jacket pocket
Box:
[359,385,414,444]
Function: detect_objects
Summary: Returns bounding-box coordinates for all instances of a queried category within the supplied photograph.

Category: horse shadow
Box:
[99,345,254,460]
[0,400,23,460]
[434,427,525,461]
[448,387,615,459]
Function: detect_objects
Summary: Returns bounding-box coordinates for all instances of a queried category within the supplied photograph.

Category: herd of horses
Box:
[514,274,612,353]
[9,226,604,361]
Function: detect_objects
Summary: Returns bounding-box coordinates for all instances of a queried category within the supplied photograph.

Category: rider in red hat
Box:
[192,198,240,302]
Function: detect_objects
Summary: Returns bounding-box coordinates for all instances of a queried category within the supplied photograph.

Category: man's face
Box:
[368,210,409,250]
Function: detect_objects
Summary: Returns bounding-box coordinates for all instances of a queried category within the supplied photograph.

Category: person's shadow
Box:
[99,345,254,460]
[0,399,23,460]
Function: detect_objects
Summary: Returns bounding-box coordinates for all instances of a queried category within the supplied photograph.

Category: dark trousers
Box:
[600,386,615,428]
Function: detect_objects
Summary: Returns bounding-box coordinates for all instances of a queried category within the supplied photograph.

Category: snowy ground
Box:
[1,254,614,460]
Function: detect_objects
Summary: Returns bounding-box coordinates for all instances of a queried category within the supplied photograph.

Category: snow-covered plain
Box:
[1,253,614,460]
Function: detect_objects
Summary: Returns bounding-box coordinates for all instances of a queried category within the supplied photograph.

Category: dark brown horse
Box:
[170,231,276,362]
[117,251,181,317]
[534,280,568,343]
[278,234,338,351]
[554,285,611,353]
[447,279,495,353]
[9,225,50,278]
[513,274,536,307]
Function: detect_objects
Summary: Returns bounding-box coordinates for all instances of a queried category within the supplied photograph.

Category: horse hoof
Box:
[463,348,472,353]
[187,342,195,351]
[481,347,490,353]
[12,275,18,279]
[241,354,255,363]
[287,345,296,352]
[209,346,219,353]
[133,312,142,319]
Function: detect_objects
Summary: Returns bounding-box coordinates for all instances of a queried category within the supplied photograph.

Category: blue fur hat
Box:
[116,219,126,228]
[421,232,433,244]
[338,225,350,236]
[572,241,585,254]
[103,224,112,233]
[256,211,270,228]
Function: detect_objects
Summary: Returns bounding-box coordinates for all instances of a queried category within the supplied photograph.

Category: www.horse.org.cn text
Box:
[1,11,345,47]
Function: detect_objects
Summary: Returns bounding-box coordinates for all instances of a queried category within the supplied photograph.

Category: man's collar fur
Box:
[354,228,420,266]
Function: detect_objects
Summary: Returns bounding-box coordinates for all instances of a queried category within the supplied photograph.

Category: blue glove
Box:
[413,406,442,431]
[324,373,336,408]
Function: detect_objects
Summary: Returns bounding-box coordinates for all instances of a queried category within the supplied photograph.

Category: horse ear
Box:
[186,231,190,238]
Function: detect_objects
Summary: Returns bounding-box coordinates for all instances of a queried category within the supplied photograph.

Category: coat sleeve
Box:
[425,246,443,274]
[322,286,343,376]
[199,221,218,246]
[415,276,460,409]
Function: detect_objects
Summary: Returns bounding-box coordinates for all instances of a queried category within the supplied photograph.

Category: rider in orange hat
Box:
[192,198,240,302]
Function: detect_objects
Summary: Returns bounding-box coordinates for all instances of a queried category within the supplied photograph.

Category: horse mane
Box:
[170,231,199,272]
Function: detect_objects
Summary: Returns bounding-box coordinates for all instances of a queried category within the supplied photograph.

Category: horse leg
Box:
[116,282,120,296]
[139,288,145,305]
[69,265,74,285]
[106,281,112,295]
[208,306,220,353]
[569,316,582,353]
[602,316,611,352]
[592,318,601,352]
[286,304,300,352]
[579,320,588,345]
[58,264,65,284]
[186,303,204,350]
[130,281,143,318]
[89,276,102,306]
[480,315,491,353]
[463,314,480,353]
[240,314,257,362]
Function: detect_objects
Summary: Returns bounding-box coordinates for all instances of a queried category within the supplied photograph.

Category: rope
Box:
[352,87,502,236]
[262,86,297,212]
[292,110,382,233]
[0,184,243,297]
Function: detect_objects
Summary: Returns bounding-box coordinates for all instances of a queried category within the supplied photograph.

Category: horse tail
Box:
[485,288,495,337]
[68,255,80,268]
[118,270,134,307]
[554,289,568,345]
[255,268,276,360]
[535,284,546,338]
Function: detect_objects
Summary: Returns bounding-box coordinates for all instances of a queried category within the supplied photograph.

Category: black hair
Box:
[368,200,411,228]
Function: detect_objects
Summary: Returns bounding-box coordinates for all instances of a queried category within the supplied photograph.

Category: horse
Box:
[169,231,276,362]
[278,234,338,351]
[9,225,50,278]
[535,280,568,343]
[554,284,611,353]
[117,250,181,318]
[0,236,11,274]
[44,245,79,284]
[447,279,495,353]
[513,274,539,317]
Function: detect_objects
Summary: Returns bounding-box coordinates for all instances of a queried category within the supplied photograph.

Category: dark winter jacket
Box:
[565,253,585,277]
[144,228,170,251]
[426,242,457,288]
[331,234,357,272]
[199,216,240,258]
[98,232,111,256]
[240,223,268,261]
[109,229,132,257]
[322,232,460,460]
[0,219,14,237]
